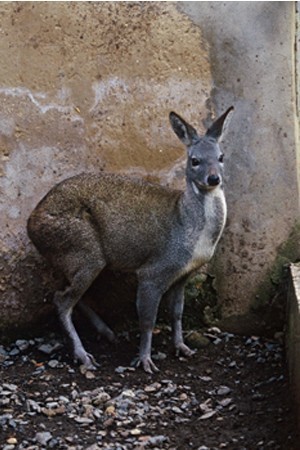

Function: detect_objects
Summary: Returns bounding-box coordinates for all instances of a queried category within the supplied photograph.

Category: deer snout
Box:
[207,174,221,187]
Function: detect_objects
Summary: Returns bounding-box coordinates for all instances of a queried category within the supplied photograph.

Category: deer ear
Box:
[206,106,234,141]
[169,112,199,146]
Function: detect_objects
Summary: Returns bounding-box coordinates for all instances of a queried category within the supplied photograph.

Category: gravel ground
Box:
[0,324,299,450]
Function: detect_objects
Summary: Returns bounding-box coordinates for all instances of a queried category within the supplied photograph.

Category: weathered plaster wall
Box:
[0,2,299,335]
[0,1,212,334]
[180,1,300,332]
[287,264,300,427]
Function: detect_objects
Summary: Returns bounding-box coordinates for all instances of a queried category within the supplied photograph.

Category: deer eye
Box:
[218,154,224,163]
[191,157,201,167]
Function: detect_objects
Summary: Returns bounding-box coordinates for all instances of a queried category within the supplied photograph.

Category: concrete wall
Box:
[0,2,299,336]
[287,264,300,428]
[180,1,300,333]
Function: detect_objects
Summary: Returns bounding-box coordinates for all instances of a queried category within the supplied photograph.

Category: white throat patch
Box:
[192,182,200,196]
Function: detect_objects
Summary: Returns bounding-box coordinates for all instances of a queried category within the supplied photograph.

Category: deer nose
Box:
[207,174,220,186]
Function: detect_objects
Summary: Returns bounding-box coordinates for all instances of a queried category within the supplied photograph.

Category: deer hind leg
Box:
[54,252,106,370]
[78,301,116,343]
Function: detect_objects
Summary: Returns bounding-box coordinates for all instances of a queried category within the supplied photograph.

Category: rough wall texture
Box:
[0,2,299,335]
[180,1,300,332]
[287,264,300,427]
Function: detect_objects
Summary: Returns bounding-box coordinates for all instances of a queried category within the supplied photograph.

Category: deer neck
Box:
[181,179,227,244]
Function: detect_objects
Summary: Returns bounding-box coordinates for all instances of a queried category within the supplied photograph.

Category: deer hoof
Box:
[132,356,160,374]
[75,351,99,370]
[175,343,197,358]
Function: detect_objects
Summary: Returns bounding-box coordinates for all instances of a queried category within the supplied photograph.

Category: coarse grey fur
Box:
[27,107,234,373]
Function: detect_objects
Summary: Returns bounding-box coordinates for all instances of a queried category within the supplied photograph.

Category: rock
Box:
[79,365,96,379]
[146,435,169,446]
[217,398,233,407]
[152,351,167,361]
[217,386,231,396]
[8,348,19,357]
[199,376,212,382]
[119,389,136,398]
[3,383,17,392]
[186,331,210,349]
[222,332,235,342]
[144,382,162,393]
[103,417,115,428]
[48,359,60,368]
[0,346,8,362]
[212,338,222,345]
[199,410,217,420]
[85,445,102,450]
[6,438,18,445]
[26,399,41,413]
[208,326,222,334]
[35,431,53,446]
[130,428,142,435]
[115,366,128,373]
[228,361,237,368]
[41,405,66,417]
[105,405,116,416]
[179,393,188,401]
[15,339,30,351]
[115,366,135,374]
[92,392,111,406]
[200,399,213,413]
[74,416,94,425]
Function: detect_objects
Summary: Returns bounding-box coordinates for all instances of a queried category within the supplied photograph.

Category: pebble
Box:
[9,348,20,357]
[0,329,290,449]
[199,375,212,382]
[38,343,58,355]
[48,359,60,368]
[35,431,53,446]
[186,331,211,349]
[152,351,167,361]
[146,435,169,446]
[92,392,111,405]
[74,417,94,425]
[0,346,8,362]
[79,365,96,379]
[144,382,161,392]
[115,366,136,374]
[218,398,233,408]
[208,326,222,334]
[130,428,141,436]
[15,339,30,351]
[200,410,217,420]
[217,386,231,396]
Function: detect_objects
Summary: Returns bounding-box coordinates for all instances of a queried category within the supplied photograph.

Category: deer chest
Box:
[183,190,227,275]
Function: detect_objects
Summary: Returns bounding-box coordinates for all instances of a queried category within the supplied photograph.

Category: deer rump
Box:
[28,173,182,273]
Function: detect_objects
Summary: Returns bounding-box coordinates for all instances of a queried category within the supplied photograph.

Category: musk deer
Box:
[27,106,233,373]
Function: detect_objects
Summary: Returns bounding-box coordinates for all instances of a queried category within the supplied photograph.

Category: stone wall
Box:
[0,2,299,336]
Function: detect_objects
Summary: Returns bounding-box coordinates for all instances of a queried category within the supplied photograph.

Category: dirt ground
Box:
[0,323,299,450]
